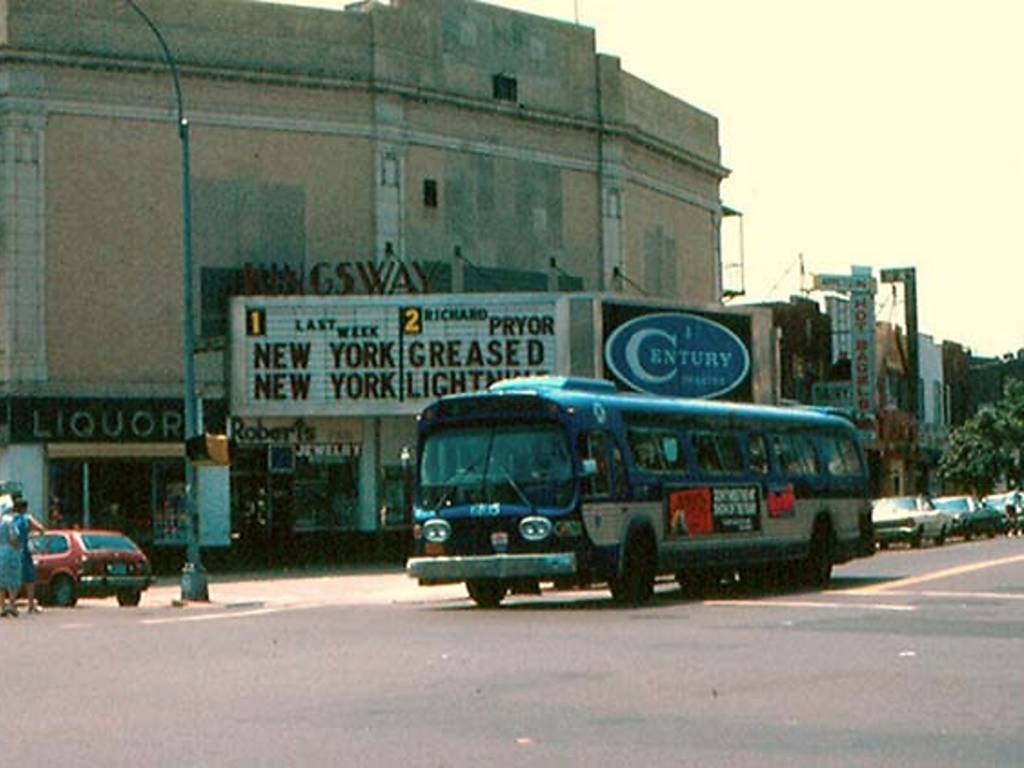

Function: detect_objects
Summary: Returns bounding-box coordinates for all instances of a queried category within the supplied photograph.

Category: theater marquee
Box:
[230,294,569,417]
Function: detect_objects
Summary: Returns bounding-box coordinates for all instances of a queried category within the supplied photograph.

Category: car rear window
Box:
[81,534,139,552]
[30,534,70,555]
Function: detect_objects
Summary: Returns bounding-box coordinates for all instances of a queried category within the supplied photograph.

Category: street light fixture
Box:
[125,0,208,600]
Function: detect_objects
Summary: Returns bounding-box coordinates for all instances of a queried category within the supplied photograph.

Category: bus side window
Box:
[578,431,611,499]
[693,431,744,475]
[627,428,665,471]
[792,434,820,475]
[770,435,792,474]
[747,434,770,474]
[659,433,687,472]
[773,433,820,477]
[610,442,630,499]
[821,435,863,476]
[626,427,686,473]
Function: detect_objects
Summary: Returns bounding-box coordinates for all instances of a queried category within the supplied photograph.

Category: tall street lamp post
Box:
[125,0,208,600]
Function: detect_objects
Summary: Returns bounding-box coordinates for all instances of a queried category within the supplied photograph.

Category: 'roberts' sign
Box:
[604,312,750,398]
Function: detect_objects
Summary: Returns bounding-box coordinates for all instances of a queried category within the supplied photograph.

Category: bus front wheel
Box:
[611,529,656,606]
[466,579,508,608]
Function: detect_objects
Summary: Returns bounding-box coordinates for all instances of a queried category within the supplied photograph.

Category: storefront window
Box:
[293,447,359,531]
[49,459,184,548]
[230,443,362,537]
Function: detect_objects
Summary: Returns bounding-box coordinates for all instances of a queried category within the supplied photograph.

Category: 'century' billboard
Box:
[602,301,753,400]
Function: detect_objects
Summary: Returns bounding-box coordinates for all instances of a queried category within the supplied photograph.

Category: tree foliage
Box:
[939,380,1024,494]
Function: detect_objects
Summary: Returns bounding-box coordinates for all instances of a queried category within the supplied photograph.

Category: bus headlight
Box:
[422,519,452,544]
[519,516,553,542]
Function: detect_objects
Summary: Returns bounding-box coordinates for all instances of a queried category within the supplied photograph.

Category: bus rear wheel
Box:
[466,579,508,608]
[611,529,656,606]
[802,518,834,589]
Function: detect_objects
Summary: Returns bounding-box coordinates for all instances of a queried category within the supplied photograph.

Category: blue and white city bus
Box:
[406,376,873,607]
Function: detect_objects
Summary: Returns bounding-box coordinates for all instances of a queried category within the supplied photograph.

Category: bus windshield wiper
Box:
[430,457,483,514]
[494,464,534,512]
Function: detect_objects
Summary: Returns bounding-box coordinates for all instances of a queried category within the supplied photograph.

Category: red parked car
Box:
[28,529,154,607]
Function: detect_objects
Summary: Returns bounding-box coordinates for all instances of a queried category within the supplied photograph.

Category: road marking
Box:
[704,599,915,612]
[915,589,1024,601]
[844,553,1024,595]
[140,604,314,625]
[826,588,1024,603]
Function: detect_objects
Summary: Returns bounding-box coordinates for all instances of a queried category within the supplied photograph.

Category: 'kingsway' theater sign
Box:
[230,295,568,417]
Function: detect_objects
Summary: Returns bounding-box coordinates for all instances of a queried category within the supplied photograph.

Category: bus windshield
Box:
[420,423,574,511]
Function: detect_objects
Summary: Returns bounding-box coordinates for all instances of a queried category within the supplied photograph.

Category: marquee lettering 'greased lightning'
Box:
[604,313,750,398]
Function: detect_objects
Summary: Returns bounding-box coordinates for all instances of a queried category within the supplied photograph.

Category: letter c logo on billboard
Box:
[604,313,750,398]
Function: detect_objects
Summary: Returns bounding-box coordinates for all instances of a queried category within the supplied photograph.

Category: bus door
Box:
[576,429,631,549]
[817,432,872,549]
[766,431,825,537]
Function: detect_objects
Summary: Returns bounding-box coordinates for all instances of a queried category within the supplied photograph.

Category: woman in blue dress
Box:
[0,495,21,617]
[14,498,46,613]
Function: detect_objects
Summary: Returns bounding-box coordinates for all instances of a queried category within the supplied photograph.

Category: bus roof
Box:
[428,376,855,432]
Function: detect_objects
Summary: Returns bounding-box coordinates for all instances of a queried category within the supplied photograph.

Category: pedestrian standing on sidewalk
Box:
[14,498,46,613]
[0,495,22,617]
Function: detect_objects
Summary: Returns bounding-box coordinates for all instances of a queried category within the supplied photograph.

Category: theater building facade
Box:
[0,0,772,562]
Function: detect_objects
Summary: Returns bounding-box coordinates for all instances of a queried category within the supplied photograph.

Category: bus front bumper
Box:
[407,552,578,584]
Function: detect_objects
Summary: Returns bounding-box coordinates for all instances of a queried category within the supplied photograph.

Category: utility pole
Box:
[125,0,208,600]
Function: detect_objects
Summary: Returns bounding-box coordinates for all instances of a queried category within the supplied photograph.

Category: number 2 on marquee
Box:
[401,306,422,335]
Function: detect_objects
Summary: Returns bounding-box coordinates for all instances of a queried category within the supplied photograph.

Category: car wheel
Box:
[116,589,142,607]
[934,526,946,547]
[465,579,507,609]
[910,527,924,549]
[50,574,78,608]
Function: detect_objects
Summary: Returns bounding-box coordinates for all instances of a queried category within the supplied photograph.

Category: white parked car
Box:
[872,495,950,548]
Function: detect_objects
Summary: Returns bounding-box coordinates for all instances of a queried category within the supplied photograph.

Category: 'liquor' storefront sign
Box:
[8,398,185,443]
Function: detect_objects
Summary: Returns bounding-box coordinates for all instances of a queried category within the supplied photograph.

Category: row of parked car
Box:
[872,490,1023,548]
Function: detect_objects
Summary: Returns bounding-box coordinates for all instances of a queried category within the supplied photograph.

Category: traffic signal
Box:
[186,433,232,466]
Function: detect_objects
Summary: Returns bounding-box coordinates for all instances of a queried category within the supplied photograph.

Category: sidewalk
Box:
[144,563,468,609]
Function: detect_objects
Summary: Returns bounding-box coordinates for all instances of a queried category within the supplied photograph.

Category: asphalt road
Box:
[8,536,1024,767]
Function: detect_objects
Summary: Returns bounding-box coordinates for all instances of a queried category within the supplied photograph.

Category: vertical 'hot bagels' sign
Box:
[604,311,751,399]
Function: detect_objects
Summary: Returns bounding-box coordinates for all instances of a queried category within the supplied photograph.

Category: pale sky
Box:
[257,0,1024,357]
